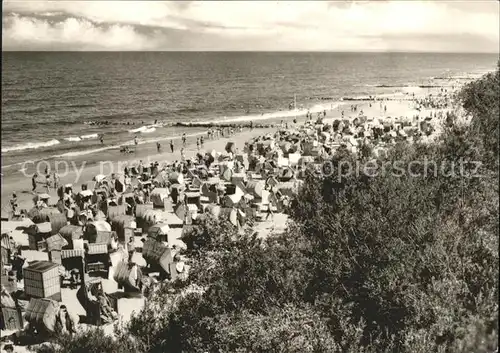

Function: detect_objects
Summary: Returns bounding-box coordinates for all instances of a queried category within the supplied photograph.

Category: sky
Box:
[2,1,499,52]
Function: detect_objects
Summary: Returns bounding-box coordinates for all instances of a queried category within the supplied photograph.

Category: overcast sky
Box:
[2,1,499,52]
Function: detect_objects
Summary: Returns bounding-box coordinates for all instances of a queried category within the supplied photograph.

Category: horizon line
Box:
[2,50,499,54]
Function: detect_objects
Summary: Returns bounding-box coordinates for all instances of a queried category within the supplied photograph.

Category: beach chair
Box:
[76,279,104,326]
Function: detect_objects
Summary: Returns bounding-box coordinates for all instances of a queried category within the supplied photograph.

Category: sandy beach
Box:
[0,98,365,214]
[0,79,469,353]
[0,89,443,218]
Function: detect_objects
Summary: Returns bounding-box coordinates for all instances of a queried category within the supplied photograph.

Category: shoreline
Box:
[1,73,478,172]
[1,92,426,217]
[0,77,468,217]
[0,85,436,169]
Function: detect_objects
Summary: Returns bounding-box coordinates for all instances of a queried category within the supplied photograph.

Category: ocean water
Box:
[1,52,497,169]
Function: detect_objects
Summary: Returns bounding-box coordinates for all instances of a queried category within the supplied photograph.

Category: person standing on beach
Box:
[196,138,200,150]
[170,140,174,153]
[53,171,60,190]
[180,148,186,162]
[157,142,161,153]
[182,133,186,146]
[32,174,38,192]
[10,193,18,218]
[45,174,51,193]
[266,193,275,220]
[128,236,135,261]
[200,136,204,148]
[134,135,139,150]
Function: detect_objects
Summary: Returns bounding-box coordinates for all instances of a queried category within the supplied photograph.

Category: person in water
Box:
[170,140,174,153]
[156,142,161,153]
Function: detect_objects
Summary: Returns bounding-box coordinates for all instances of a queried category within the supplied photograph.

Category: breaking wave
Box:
[2,139,61,153]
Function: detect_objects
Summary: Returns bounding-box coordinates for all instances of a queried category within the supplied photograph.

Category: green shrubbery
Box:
[34,67,498,353]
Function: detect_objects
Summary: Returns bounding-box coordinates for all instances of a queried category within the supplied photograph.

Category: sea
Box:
[1,52,498,173]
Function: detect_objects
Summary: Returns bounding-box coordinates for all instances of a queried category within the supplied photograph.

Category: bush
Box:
[31,326,142,353]
[54,66,498,353]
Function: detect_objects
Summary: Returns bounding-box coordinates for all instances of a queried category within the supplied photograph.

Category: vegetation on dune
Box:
[35,66,499,353]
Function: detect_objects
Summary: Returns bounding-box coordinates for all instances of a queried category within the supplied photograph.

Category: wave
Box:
[51,131,205,159]
[1,161,24,170]
[433,74,482,80]
[80,133,98,139]
[190,103,339,126]
[129,125,158,133]
[375,84,408,88]
[2,139,60,153]
[64,136,82,142]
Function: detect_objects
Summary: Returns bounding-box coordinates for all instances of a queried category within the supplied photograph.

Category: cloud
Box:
[2,13,166,50]
[2,1,499,52]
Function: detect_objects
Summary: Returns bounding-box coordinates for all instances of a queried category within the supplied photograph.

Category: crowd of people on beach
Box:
[126,124,246,156]
[1,84,462,352]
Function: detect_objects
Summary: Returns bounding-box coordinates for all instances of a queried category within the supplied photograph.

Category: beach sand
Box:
[1,87,455,351]
[0,90,441,217]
